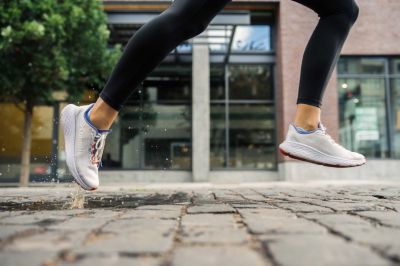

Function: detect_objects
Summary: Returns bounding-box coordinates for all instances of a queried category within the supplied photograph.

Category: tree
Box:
[0,0,121,186]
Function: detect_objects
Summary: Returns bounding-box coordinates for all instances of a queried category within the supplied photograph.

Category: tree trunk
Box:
[20,100,34,187]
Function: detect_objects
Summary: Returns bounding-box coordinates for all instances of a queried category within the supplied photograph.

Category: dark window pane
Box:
[125,65,192,103]
[229,65,273,100]
[338,78,389,158]
[142,103,191,170]
[391,78,400,159]
[210,104,227,168]
[338,58,385,75]
[210,64,225,100]
[228,104,275,169]
[390,58,400,75]
[102,64,192,170]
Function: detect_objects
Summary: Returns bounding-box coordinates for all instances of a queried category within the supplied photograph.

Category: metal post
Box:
[50,102,60,181]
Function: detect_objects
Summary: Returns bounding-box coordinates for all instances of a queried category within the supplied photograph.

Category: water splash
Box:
[68,184,86,209]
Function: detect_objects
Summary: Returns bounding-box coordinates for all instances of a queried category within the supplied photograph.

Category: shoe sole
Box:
[60,104,97,191]
[279,141,366,168]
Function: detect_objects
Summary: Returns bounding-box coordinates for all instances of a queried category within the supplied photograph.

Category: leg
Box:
[61,0,232,190]
[292,0,359,130]
[90,0,232,130]
[279,0,365,167]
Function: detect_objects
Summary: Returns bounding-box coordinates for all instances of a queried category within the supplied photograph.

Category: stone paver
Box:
[274,202,334,213]
[239,208,327,234]
[356,211,400,227]
[181,214,248,244]
[0,225,41,241]
[59,256,161,266]
[0,182,400,266]
[171,246,269,266]
[260,234,390,266]
[187,203,235,214]
[79,218,178,254]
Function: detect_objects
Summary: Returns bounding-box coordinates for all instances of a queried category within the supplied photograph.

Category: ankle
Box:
[294,104,321,131]
[294,120,319,131]
[87,98,118,130]
[89,109,114,130]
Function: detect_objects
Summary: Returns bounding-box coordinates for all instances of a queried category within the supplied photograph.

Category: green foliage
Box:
[0,0,122,105]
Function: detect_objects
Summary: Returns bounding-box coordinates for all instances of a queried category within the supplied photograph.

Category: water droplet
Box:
[0,173,2,176]
[1,147,5,152]
[165,157,169,161]
[164,128,167,132]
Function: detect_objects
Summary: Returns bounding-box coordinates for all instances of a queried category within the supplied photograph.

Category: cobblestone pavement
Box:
[1,182,400,266]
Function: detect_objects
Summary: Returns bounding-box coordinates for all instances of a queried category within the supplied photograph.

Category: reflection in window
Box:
[208,26,232,52]
[232,26,271,52]
[229,65,273,100]
[0,104,54,181]
[391,78,400,159]
[228,104,275,169]
[338,58,385,75]
[338,78,389,158]
[102,65,192,170]
[175,25,272,54]
[210,104,226,169]
[338,57,400,159]
[391,59,400,74]
[210,64,276,170]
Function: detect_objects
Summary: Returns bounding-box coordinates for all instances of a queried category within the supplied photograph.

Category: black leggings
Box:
[100,0,359,111]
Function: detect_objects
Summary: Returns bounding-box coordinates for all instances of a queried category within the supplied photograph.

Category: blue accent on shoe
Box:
[84,104,112,134]
[291,123,317,135]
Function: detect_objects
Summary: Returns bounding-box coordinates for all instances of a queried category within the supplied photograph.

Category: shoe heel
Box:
[279,147,289,157]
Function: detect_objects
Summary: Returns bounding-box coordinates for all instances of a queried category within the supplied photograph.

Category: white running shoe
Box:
[60,104,110,190]
[279,123,366,168]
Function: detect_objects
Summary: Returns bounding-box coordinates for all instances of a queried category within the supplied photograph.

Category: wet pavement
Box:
[0,181,400,266]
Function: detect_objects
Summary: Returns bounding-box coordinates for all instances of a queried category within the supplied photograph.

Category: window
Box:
[102,64,192,170]
[0,104,54,181]
[337,57,400,159]
[390,59,400,158]
[210,64,276,170]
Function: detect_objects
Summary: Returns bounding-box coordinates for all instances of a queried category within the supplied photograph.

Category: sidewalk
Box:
[1,181,400,266]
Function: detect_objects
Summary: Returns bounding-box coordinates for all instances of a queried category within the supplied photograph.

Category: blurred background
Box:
[0,0,399,185]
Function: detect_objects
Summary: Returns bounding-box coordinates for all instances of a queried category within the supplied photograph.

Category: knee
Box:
[336,0,359,26]
[343,0,359,25]
[320,0,359,26]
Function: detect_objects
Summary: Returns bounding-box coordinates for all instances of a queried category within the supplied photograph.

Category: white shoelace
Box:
[319,123,339,146]
[91,133,108,167]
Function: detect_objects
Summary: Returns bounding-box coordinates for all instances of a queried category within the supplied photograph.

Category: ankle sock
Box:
[84,104,111,133]
[292,123,317,134]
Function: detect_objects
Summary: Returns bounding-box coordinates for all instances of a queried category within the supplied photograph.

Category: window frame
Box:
[337,56,400,159]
